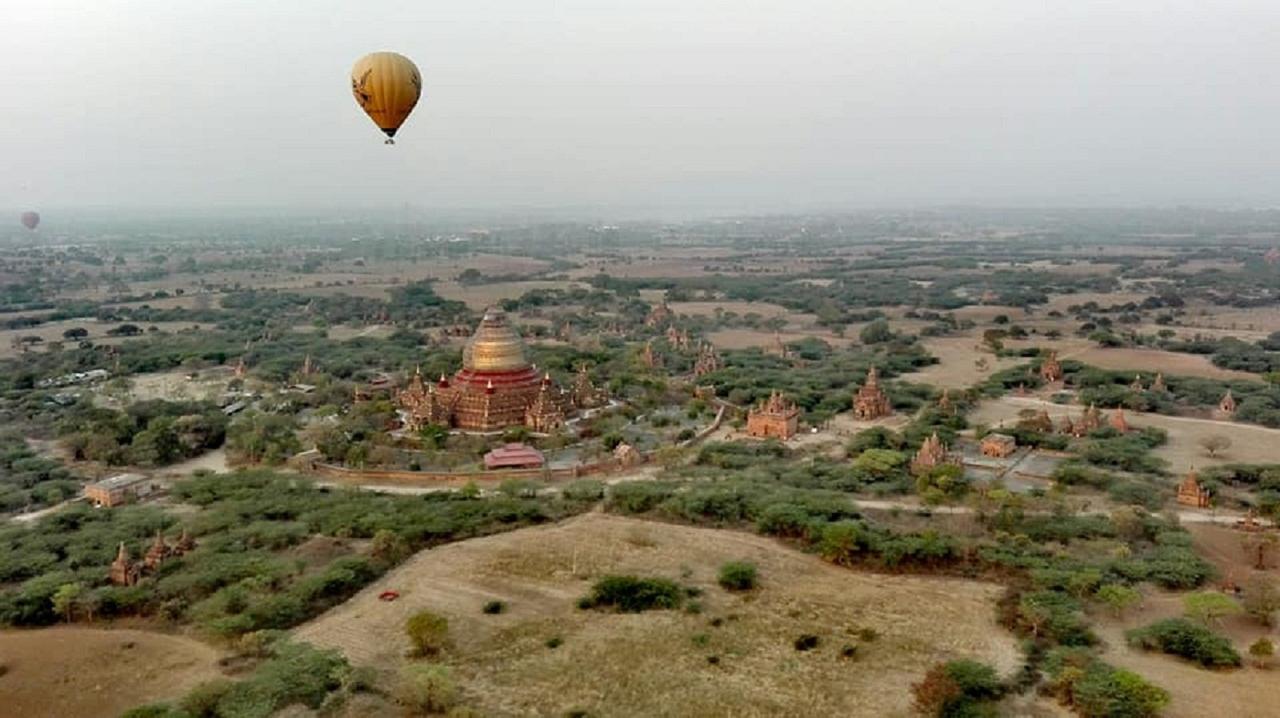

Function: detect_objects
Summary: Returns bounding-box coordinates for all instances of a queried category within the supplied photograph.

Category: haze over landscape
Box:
[8,4,1280,718]
[5,0,1280,215]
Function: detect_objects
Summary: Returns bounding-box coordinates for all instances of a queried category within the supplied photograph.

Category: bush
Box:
[912,659,1003,717]
[578,575,683,613]
[405,610,450,656]
[1043,648,1168,717]
[395,663,457,715]
[1126,618,1242,667]
[717,561,758,592]
[793,634,819,651]
[482,600,506,615]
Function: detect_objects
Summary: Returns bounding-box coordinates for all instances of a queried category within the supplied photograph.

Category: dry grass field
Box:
[1091,590,1280,718]
[969,396,1280,474]
[0,321,208,359]
[0,627,226,718]
[668,300,792,319]
[706,328,852,350]
[295,512,1019,718]
[1062,347,1261,382]
[907,337,1023,389]
[433,280,586,310]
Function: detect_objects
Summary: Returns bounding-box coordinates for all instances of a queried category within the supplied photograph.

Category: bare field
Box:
[668,300,793,319]
[970,396,1280,474]
[1044,291,1153,312]
[1092,590,1280,718]
[433,280,586,310]
[907,337,1023,389]
[0,627,226,718]
[0,321,208,359]
[1063,347,1260,382]
[295,512,1019,718]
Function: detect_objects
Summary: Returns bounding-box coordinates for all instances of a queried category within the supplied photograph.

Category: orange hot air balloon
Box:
[20,212,39,231]
[350,52,422,144]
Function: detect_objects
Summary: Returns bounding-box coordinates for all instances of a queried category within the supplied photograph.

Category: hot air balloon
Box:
[20,212,39,231]
[350,52,422,144]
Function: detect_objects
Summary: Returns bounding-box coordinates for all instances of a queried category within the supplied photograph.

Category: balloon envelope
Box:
[20,212,39,230]
[350,52,422,140]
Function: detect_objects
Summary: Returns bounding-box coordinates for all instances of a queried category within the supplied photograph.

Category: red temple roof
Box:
[484,443,545,470]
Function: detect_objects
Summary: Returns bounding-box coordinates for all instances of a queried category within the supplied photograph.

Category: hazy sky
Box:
[3,0,1280,214]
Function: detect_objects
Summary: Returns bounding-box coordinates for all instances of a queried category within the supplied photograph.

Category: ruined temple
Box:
[1129,374,1144,392]
[1176,469,1211,508]
[1217,390,1237,419]
[641,339,664,369]
[1151,373,1167,392]
[911,432,958,475]
[1109,406,1130,433]
[645,298,675,327]
[397,308,572,433]
[692,342,723,377]
[853,366,892,420]
[1039,351,1063,382]
[572,365,605,409]
[746,391,799,440]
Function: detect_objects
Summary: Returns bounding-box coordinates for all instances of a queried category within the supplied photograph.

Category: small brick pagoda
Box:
[980,433,1017,458]
[397,308,572,433]
[1176,468,1211,508]
[1216,390,1237,419]
[911,432,959,475]
[853,366,892,420]
[746,391,799,440]
[1039,351,1063,383]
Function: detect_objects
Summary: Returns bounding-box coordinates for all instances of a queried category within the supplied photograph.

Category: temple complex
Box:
[110,529,196,587]
[1151,373,1166,392]
[645,298,675,327]
[1109,407,1130,432]
[397,308,573,433]
[853,366,892,420]
[746,391,799,440]
[692,342,723,377]
[1039,352,1063,382]
[666,326,693,350]
[1176,469,1211,508]
[911,432,958,475]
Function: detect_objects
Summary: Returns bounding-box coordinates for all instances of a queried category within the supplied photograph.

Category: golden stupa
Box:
[398,308,572,433]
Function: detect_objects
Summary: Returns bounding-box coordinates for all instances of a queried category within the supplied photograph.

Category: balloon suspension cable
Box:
[385,138,396,145]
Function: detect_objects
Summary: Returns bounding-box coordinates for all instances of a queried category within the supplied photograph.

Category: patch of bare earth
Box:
[1092,590,1280,718]
[295,512,1019,717]
[0,627,226,718]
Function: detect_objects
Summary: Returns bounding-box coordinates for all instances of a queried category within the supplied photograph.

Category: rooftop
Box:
[88,473,148,491]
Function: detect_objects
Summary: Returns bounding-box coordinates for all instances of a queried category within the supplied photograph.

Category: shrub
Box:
[405,610,450,656]
[1250,637,1274,668]
[482,600,506,615]
[545,636,563,649]
[717,561,758,592]
[562,479,605,502]
[395,663,457,715]
[912,659,1002,717]
[793,634,819,651]
[1072,666,1169,718]
[1126,618,1241,667]
[178,679,233,718]
[578,575,683,613]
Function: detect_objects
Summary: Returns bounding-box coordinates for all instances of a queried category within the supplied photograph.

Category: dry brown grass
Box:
[295,513,1019,718]
[433,280,585,310]
[1063,347,1260,382]
[907,336,1024,389]
[1092,589,1280,718]
[0,627,225,718]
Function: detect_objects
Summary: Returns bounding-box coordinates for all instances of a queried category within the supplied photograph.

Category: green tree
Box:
[51,582,83,623]
[395,663,457,714]
[859,320,894,344]
[1249,637,1274,668]
[1183,591,1242,625]
[1095,584,1142,618]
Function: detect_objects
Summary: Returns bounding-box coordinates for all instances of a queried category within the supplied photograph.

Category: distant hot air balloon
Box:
[350,52,422,144]
[20,211,39,231]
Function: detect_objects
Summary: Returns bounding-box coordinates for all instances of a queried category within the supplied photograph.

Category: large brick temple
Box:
[398,308,576,433]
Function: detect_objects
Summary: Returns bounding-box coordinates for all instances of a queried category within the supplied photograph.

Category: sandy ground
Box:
[121,369,234,403]
[0,627,226,718]
[295,512,1020,718]
[668,301,793,319]
[907,337,1023,389]
[0,321,207,359]
[1092,590,1280,718]
[970,396,1280,475]
[158,448,230,478]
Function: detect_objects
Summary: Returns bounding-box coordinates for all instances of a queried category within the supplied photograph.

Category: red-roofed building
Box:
[483,443,545,470]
